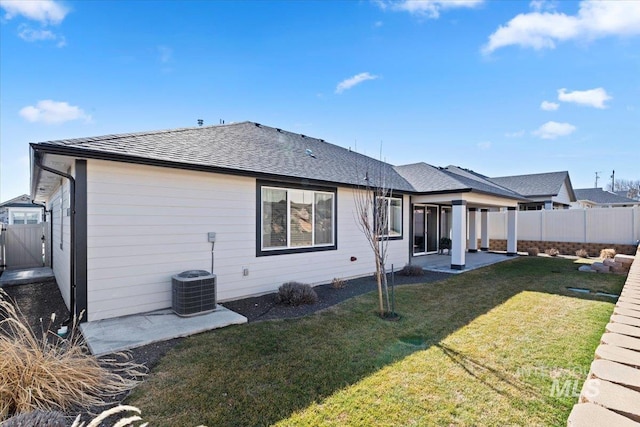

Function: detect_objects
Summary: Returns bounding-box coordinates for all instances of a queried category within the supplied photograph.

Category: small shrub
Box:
[527,247,539,256]
[400,264,424,276]
[0,291,146,421]
[575,249,589,258]
[276,282,318,306]
[331,278,347,289]
[600,248,616,259]
[545,248,560,257]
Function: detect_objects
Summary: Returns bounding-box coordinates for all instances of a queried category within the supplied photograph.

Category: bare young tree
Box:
[353,160,393,317]
[607,178,640,199]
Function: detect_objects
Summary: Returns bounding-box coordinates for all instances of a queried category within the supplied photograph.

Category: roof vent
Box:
[276,128,282,133]
[305,149,316,158]
[301,134,306,138]
[255,123,261,127]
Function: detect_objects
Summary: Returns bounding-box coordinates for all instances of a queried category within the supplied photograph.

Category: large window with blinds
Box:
[258,182,336,256]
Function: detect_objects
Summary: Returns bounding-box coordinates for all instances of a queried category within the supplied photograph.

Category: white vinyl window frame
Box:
[376,195,403,239]
[258,183,337,256]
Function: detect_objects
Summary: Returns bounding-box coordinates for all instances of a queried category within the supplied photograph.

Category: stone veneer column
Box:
[451,200,467,270]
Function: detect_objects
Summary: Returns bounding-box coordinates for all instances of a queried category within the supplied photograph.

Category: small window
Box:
[259,182,336,256]
[376,196,403,239]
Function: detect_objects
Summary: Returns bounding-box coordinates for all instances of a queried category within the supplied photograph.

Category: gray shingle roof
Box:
[393,163,526,200]
[32,121,414,191]
[575,188,639,204]
[490,171,572,198]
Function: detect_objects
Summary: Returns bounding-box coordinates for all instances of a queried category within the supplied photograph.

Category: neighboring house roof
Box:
[574,188,640,205]
[31,121,415,192]
[490,171,576,201]
[393,163,527,200]
[0,194,39,208]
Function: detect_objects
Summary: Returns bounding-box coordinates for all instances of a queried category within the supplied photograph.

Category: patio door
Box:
[413,205,438,255]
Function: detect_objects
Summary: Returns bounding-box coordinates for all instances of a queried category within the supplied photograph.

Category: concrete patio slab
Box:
[601,333,640,352]
[411,251,514,274]
[80,305,247,356]
[0,267,54,287]
[568,403,640,427]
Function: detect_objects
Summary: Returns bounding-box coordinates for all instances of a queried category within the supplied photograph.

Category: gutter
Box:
[34,151,77,326]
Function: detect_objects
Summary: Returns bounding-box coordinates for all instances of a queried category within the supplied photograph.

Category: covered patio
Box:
[396,164,529,271]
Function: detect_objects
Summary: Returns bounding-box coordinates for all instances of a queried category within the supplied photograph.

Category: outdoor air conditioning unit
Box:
[171,270,217,317]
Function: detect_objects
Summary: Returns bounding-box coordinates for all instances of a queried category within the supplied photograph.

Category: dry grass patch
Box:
[0,291,145,421]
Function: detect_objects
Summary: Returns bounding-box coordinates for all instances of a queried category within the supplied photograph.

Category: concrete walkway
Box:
[411,251,515,274]
[568,249,640,426]
[0,267,54,287]
[80,305,247,356]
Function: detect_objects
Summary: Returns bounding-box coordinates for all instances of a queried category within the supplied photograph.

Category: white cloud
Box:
[376,0,483,19]
[533,121,576,139]
[540,100,559,111]
[477,141,492,150]
[505,130,525,138]
[529,0,556,13]
[18,24,65,46]
[483,0,640,54]
[19,100,91,124]
[374,20,383,28]
[335,72,379,94]
[0,0,68,25]
[557,87,612,109]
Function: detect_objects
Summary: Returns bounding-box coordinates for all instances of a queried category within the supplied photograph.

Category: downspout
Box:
[34,152,76,325]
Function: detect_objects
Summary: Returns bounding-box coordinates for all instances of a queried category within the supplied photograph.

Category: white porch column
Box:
[544,200,553,210]
[507,207,518,256]
[451,200,467,270]
[480,208,489,251]
[468,208,478,252]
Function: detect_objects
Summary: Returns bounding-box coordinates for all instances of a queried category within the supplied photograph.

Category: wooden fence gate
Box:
[0,223,49,270]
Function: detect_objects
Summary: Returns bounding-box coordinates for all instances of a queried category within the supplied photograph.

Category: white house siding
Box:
[48,178,72,308]
[553,181,573,207]
[85,160,409,321]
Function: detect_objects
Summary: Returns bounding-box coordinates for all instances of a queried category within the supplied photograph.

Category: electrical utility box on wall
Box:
[208,232,216,243]
[171,270,216,316]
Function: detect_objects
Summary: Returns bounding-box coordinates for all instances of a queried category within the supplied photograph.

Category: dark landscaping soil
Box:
[1,269,451,424]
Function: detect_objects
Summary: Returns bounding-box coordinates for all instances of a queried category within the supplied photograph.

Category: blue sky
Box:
[1,0,639,201]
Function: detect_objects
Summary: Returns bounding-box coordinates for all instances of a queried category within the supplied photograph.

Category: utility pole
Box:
[610,170,615,191]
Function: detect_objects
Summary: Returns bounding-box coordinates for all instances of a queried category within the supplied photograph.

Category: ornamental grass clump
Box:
[600,248,616,259]
[575,248,589,258]
[0,291,146,421]
[527,247,539,256]
[544,248,560,257]
[276,282,318,306]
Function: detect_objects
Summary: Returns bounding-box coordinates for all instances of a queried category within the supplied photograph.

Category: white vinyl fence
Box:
[487,206,640,245]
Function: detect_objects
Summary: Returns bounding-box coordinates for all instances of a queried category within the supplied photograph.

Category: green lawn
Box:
[127,257,625,426]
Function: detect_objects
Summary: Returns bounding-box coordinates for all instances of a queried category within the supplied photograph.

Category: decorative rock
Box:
[616,254,636,266]
[592,262,612,273]
[604,259,623,269]
[578,265,596,273]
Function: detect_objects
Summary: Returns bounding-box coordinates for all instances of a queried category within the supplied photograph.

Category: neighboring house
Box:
[0,194,44,224]
[491,171,576,210]
[572,188,640,208]
[30,121,526,323]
